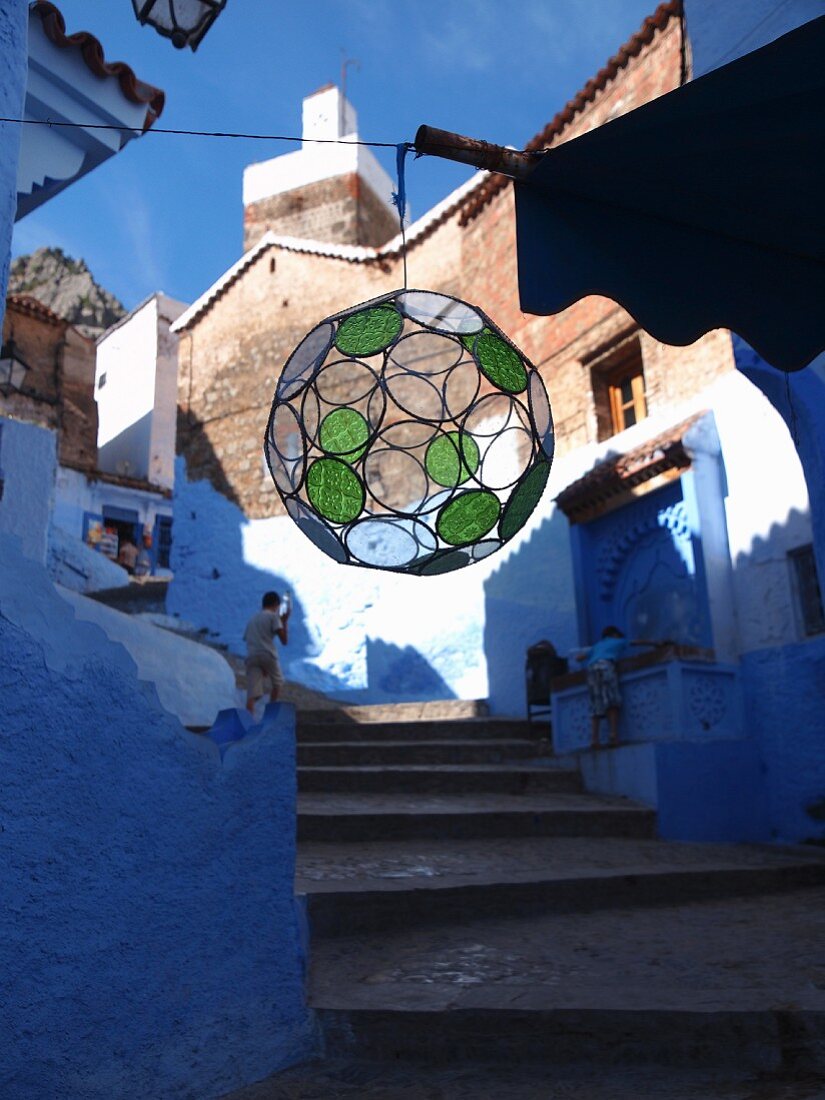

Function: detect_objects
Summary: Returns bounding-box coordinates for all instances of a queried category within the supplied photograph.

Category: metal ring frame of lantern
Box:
[264,289,555,575]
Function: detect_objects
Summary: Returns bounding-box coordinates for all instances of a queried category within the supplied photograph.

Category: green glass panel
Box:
[425,431,480,488]
[306,458,364,524]
[335,306,403,357]
[417,549,471,575]
[499,461,551,541]
[437,490,501,547]
[475,331,528,394]
[319,407,369,463]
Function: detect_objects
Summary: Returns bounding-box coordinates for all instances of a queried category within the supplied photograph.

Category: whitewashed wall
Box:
[96,292,159,473]
[150,294,186,489]
[708,371,814,653]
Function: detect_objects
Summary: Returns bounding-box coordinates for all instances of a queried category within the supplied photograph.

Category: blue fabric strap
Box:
[391,141,412,225]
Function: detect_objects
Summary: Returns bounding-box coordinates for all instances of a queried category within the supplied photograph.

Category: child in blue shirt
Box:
[576,626,666,749]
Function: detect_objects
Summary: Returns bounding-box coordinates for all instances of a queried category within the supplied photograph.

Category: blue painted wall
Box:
[580,739,770,842]
[0,537,315,1099]
[573,478,712,647]
[0,0,27,329]
[741,637,825,844]
[732,339,825,842]
[483,507,578,718]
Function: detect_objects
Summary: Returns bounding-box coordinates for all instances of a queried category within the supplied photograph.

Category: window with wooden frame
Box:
[607,358,647,433]
[587,333,648,441]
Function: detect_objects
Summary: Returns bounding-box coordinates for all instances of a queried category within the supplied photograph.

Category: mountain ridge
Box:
[9,247,126,338]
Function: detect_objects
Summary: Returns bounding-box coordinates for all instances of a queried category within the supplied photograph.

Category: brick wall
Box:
[180,10,736,519]
[243,173,398,252]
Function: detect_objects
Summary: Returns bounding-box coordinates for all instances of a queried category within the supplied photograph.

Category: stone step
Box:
[307,887,825,1071]
[297,739,544,767]
[221,1056,809,1099]
[298,699,490,725]
[317,1005,825,1073]
[296,792,656,842]
[297,836,825,937]
[297,763,580,796]
[296,717,538,743]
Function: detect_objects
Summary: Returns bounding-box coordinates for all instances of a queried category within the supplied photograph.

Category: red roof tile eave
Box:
[554,411,705,520]
[6,293,67,328]
[31,1,166,130]
[458,0,681,225]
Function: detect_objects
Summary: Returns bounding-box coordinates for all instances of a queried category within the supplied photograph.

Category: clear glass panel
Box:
[278,322,333,401]
[477,425,532,491]
[266,403,305,492]
[396,291,483,335]
[346,518,420,568]
[443,359,481,421]
[383,369,445,422]
[528,370,554,459]
[387,331,462,378]
[364,445,429,514]
[315,358,380,405]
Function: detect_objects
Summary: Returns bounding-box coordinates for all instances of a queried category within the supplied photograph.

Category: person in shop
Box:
[117,537,139,574]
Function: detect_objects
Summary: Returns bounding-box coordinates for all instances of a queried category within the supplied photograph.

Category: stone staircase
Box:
[227,701,825,1099]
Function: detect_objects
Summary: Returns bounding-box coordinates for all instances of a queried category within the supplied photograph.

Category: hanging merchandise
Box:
[265,289,555,574]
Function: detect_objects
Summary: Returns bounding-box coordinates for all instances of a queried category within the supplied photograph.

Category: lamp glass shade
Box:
[265,289,555,575]
[0,342,28,394]
[131,0,227,50]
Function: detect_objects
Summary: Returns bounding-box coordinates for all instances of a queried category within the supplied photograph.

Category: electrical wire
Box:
[0,115,403,146]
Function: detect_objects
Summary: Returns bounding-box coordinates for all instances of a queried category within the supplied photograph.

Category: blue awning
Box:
[515,15,825,372]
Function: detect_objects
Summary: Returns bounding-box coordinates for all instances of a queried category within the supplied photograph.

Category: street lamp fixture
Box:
[131,0,227,51]
[0,339,29,396]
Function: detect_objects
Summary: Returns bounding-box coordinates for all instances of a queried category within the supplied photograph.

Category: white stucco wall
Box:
[150,293,186,489]
[57,586,237,727]
[708,371,814,653]
[96,296,159,474]
[96,293,184,490]
[0,417,55,564]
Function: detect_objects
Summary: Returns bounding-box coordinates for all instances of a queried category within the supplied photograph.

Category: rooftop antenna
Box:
[340,51,360,136]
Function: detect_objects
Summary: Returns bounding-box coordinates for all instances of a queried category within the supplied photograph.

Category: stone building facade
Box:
[176,5,735,521]
[1,293,97,471]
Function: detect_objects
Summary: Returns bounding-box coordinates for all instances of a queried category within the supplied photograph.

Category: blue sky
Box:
[13,0,658,312]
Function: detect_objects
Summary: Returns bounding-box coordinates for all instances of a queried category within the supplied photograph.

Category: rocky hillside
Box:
[9,247,125,338]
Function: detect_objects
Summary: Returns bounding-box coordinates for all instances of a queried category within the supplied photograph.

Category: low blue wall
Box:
[580,740,770,842]
[552,659,743,753]
[1,538,315,1099]
[741,637,825,844]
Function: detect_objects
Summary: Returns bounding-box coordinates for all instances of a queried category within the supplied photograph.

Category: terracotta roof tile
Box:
[6,293,66,327]
[458,1,680,225]
[555,410,704,522]
[31,1,165,130]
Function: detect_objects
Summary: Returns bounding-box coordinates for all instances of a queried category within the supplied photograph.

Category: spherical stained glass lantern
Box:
[265,289,555,575]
